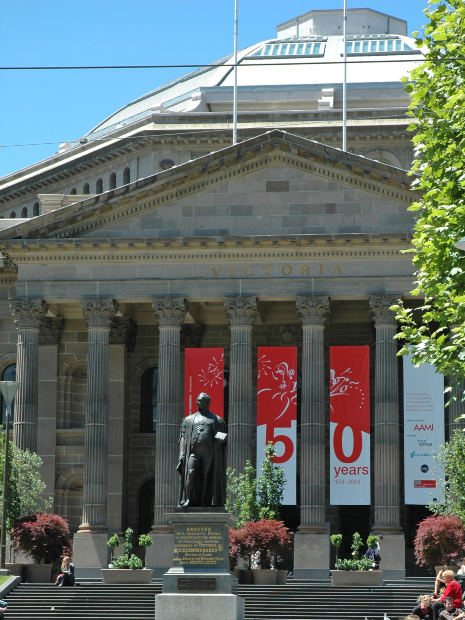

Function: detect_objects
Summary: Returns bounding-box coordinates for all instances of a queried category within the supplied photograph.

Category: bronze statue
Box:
[177,392,226,508]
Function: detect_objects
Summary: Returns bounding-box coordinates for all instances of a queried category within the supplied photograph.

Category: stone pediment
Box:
[0,130,417,242]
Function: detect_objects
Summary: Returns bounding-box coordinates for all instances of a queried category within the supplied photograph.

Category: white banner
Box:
[403,355,445,504]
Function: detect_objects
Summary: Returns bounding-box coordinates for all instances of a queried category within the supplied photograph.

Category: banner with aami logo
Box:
[330,346,370,505]
[184,348,224,417]
[257,347,297,505]
[403,355,444,504]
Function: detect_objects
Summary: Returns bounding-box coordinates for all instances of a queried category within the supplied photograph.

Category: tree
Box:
[394,2,465,388]
[414,515,465,570]
[257,443,285,521]
[0,435,52,528]
[429,429,465,523]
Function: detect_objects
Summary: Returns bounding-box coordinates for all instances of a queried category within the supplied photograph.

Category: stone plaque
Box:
[173,524,225,568]
[177,577,216,592]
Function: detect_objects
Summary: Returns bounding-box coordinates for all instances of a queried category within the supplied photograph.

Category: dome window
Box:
[96,178,103,193]
[33,202,40,216]
[83,183,90,194]
[123,167,130,185]
[345,38,414,55]
[109,172,116,189]
[252,40,325,57]
[21,207,28,217]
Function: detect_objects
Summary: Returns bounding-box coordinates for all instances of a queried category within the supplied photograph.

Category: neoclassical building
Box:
[0,7,443,578]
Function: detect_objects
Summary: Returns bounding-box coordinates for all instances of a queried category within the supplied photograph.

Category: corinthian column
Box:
[224,296,257,474]
[293,295,330,579]
[152,298,186,525]
[369,294,405,579]
[10,299,46,452]
[79,298,117,531]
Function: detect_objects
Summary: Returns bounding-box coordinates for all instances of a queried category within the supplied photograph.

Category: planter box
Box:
[276,569,288,585]
[5,563,24,579]
[253,569,277,585]
[233,568,254,584]
[101,568,153,584]
[26,564,53,583]
[330,570,383,586]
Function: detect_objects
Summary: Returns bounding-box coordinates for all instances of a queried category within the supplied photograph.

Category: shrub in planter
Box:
[11,513,71,566]
[330,532,379,571]
[414,515,465,571]
[229,519,292,570]
[107,528,152,569]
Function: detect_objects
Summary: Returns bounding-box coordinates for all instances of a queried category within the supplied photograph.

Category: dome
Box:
[86,8,424,140]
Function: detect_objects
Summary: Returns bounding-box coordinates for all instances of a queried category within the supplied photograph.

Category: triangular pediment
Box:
[0,131,416,241]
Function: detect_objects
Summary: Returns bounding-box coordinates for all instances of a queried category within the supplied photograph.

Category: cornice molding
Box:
[2,234,413,264]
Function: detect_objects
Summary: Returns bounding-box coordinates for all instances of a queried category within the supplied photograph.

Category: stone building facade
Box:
[0,8,443,578]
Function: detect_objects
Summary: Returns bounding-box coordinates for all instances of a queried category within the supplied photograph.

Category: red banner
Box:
[329,346,370,505]
[257,347,297,504]
[184,348,224,417]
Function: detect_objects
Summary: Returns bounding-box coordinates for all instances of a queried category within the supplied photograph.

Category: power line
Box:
[0,57,442,70]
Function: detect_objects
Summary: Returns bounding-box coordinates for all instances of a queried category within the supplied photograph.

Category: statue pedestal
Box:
[155,511,244,620]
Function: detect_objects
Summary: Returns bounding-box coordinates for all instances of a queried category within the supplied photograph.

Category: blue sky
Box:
[0,1,428,178]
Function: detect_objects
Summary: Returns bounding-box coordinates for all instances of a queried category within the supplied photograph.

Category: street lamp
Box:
[0,381,20,570]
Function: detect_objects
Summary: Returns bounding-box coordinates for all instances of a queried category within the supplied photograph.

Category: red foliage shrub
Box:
[229,519,292,570]
[414,515,465,571]
[11,512,72,566]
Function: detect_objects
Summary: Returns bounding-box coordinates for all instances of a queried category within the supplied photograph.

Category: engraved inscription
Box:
[209,262,343,277]
[173,526,224,567]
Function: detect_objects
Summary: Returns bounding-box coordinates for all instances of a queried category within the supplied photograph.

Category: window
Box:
[21,207,28,217]
[1,364,16,429]
[33,202,40,216]
[10,212,15,218]
[140,367,158,432]
[346,38,415,55]
[252,40,326,57]
[109,172,116,189]
[83,183,90,194]
[96,178,103,194]
[70,187,77,195]
[123,167,130,185]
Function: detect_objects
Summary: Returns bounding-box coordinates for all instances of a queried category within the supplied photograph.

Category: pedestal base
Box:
[155,593,244,620]
[372,529,405,580]
[293,525,330,579]
[73,529,109,579]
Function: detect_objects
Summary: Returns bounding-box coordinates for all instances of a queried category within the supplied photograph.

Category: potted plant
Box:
[10,512,71,583]
[102,528,153,584]
[330,532,382,585]
[414,515,464,574]
[229,519,292,585]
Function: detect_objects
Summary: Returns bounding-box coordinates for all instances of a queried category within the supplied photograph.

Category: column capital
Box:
[152,297,186,328]
[224,296,257,327]
[10,299,46,329]
[82,298,118,328]
[369,295,399,327]
[296,295,330,326]
[109,317,137,351]
[39,317,64,345]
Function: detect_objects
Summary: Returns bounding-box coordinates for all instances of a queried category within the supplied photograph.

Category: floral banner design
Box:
[184,348,224,417]
[257,347,297,504]
[329,346,370,505]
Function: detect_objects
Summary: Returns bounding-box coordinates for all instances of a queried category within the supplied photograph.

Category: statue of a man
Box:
[177,392,226,508]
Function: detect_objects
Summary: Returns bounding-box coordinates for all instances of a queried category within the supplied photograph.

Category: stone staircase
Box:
[2,577,435,619]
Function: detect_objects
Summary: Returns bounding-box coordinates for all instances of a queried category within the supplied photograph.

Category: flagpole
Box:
[233,0,238,145]
[342,0,347,151]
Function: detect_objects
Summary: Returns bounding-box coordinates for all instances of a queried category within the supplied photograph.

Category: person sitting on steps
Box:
[431,571,463,620]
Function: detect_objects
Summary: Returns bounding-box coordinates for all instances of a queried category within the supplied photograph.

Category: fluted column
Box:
[79,298,117,530]
[224,296,257,474]
[369,295,401,530]
[296,295,330,526]
[10,299,46,452]
[152,298,186,526]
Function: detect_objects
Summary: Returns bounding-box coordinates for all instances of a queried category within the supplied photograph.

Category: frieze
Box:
[224,296,257,327]
[296,296,330,326]
[152,297,186,328]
